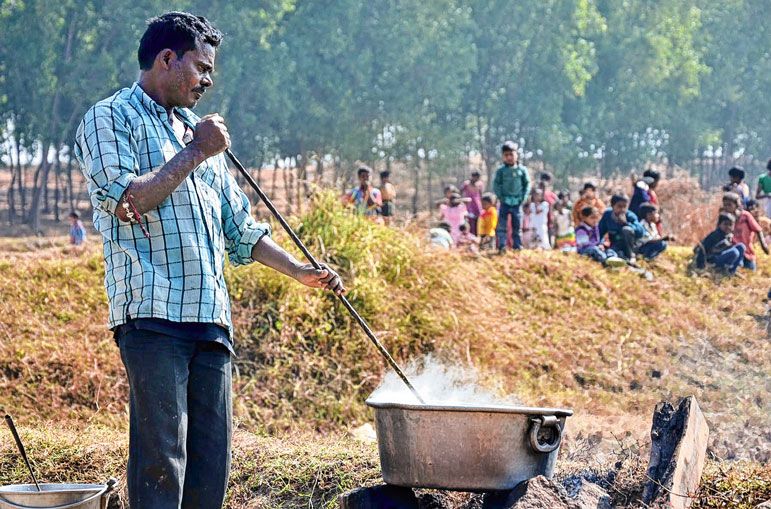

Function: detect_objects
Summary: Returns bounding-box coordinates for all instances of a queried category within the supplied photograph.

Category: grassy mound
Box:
[1,190,771,505]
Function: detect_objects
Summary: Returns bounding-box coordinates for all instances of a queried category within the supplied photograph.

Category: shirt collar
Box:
[129,82,198,126]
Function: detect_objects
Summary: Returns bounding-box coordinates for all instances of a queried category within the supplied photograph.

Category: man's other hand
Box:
[294,263,346,296]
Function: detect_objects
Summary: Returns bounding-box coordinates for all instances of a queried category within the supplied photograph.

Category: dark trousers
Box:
[713,243,746,273]
[609,226,638,259]
[119,329,232,509]
[578,245,619,264]
[638,240,667,259]
[496,202,522,250]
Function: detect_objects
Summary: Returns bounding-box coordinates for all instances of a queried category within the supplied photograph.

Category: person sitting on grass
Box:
[694,213,745,275]
[721,193,768,271]
[427,222,454,249]
[637,203,673,260]
[598,194,644,263]
[439,192,468,245]
[477,193,498,251]
[572,182,605,227]
[69,211,87,246]
[575,206,626,267]
[456,222,480,253]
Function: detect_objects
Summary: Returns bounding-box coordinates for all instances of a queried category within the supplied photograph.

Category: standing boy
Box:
[478,192,498,251]
[379,171,396,225]
[755,158,771,219]
[344,166,382,217]
[493,141,530,252]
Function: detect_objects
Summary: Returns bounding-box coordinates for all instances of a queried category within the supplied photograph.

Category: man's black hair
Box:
[540,172,553,182]
[459,222,469,232]
[643,169,661,181]
[380,170,391,179]
[481,192,495,204]
[138,12,223,71]
[728,166,745,180]
[581,206,597,218]
[438,221,451,232]
[610,193,629,206]
[471,170,481,177]
[501,141,517,153]
[639,203,657,219]
[357,166,372,177]
[718,212,735,225]
[766,158,771,171]
[582,182,596,191]
[746,199,758,209]
[69,211,80,219]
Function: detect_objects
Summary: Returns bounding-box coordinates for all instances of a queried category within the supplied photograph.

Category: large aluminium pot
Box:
[0,479,117,509]
[366,399,573,491]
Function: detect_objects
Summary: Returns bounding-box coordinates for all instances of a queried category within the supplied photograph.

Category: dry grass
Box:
[1,189,770,506]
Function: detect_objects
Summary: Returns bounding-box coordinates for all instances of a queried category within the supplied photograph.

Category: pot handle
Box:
[0,478,118,509]
[529,416,563,453]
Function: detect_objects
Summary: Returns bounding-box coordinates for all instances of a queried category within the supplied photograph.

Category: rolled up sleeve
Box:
[220,161,271,266]
[75,102,138,216]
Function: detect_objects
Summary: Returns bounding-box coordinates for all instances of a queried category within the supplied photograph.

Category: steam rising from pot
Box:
[368,354,522,406]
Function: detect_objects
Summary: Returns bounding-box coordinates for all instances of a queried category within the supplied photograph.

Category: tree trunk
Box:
[7,144,17,225]
[426,161,433,212]
[270,160,279,201]
[29,143,53,231]
[53,147,61,222]
[16,140,26,217]
[315,156,324,188]
[412,153,420,216]
[67,150,75,211]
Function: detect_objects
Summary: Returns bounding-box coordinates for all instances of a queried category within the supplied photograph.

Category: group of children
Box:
[430,167,674,271]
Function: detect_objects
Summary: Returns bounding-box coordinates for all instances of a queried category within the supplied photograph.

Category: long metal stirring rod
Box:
[224,149,425,405]
[5,415,41,491]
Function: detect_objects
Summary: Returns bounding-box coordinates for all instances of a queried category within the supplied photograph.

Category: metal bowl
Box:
[0,481,115,509]
[366,399,573,492]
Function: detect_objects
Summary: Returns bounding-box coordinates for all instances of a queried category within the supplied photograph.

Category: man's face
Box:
[612,201,627,217]
[583,187,595,199]
[719,220,734,234]
[502,150,517,166]
[166,42,216,109]
[358,172,370,186]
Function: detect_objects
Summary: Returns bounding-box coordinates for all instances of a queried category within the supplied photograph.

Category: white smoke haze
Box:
[368,354,523,406]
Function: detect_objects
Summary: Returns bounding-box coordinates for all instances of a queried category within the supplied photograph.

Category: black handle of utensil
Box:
[4,415,41,491]
[224,149,425,404]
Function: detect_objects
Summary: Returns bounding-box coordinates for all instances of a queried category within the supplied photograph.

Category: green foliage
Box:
[2,0,768,197]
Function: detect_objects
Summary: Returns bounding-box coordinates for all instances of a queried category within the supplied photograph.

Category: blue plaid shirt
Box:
[75,83,271,338]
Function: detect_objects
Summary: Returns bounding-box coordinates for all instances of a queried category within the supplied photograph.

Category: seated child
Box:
[694,213,745,274]
[598,194,644,263]
[722,195,769,271]
[439,193,469,244]
[554,196,576,251]
[637,203,673,260]
[575,206,625,266]
[478,193,498,251]
[456,223,480,253]
[427,222,454,249]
